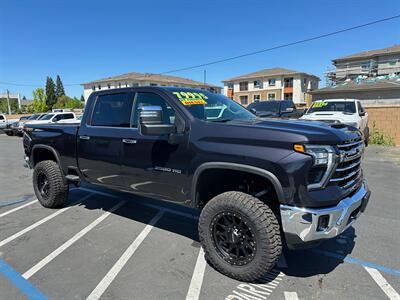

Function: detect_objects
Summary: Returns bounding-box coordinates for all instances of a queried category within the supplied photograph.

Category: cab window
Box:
[91,93,133,127]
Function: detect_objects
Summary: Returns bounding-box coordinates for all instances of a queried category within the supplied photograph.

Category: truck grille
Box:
[329,138,364,190]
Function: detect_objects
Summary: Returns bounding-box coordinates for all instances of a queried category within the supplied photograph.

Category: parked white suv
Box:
[25,112,77,125]
[301,99,369,145]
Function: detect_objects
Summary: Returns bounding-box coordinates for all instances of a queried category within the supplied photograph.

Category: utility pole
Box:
[203,69,207,87]
[6,89,11,115]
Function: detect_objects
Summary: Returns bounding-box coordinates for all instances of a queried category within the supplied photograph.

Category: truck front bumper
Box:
[280,181,370,248]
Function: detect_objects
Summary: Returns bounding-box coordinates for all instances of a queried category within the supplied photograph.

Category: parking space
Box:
[0,134,399,299]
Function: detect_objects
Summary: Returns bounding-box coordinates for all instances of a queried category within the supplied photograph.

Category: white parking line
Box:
[23,199,126,279]
[87,209,164,300]
[0,200,38,218]
[0,194,91,249]
[185,247,207,300]
[284,291,299,300]
[364,267,400,300]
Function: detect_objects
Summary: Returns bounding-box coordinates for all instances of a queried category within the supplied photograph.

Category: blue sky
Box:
[0,0,399,98]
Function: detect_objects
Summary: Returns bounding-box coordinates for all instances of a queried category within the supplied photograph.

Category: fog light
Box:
[317,215,330,231]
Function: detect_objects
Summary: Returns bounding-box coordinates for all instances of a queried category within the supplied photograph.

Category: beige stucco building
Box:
[81,72,221,102]
[222,68,320,106]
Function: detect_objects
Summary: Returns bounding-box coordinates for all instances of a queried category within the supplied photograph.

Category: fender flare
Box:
[191,162,285,207]
[31,144,62,169]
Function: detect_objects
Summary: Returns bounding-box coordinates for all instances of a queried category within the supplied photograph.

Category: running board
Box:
[65,175,80,182]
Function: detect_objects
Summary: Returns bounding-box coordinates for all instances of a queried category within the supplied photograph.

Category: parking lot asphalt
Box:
[0,133,399,300]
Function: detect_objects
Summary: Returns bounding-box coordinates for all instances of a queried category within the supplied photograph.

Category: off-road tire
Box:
[33,160,69,208]
[199,191,282,281]
[364,127,369,147]
[5,132,13,136]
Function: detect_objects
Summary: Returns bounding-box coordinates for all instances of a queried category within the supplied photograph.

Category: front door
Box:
[120,91,191,203]
[77,91,134,187]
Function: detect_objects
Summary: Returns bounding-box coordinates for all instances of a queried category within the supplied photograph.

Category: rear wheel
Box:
[199,191,282,281]
[5,131,13,136]
[33,160,69,208]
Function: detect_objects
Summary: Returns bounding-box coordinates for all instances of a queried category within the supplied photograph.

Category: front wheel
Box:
[33,160,69,208]
[199,191,282,281]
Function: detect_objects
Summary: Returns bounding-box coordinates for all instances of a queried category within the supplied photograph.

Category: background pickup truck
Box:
[247,100,304,119]
[23,86,371,281]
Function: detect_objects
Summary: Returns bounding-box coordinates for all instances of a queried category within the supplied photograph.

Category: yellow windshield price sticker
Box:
[312,101,328,108]
[172,91,208,105]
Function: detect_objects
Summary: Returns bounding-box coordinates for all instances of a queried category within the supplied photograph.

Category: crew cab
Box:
[23,87,371,281]
[247,100,304,119]
[301,99,369,145]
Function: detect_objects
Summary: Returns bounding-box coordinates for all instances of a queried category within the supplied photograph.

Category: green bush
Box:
[369,122,395,146]
[53,95,84,109]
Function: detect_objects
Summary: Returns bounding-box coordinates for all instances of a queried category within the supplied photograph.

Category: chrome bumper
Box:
[280,181,370,246]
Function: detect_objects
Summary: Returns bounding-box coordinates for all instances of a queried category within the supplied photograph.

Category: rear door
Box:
[77,91,134,186]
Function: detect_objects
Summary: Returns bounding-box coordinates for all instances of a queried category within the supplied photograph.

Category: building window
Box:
[125,82,128,87]
[239,82,248,91]
[253,80,261,89]
[98,85,101,90]
[227,83,234,90]
[361,62,370,71]
[132,82,139,87]
[284,78,293,88]
[303,78,307,85]
[268,78,276,86]
[268,93,275,100]
[284,93,293,100]
[107,84,111,89]
[92,86,95,91]
[118,83,121,88]
[253,95,261,102]
[150,83,158,86]
[239,95,248,105]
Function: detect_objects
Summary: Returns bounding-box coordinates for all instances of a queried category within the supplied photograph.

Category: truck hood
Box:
[300,112,357,124]
[201,118,361,146]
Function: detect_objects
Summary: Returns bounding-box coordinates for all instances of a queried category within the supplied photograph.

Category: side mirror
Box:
[249,108,257,115]
[359,111,366,117]
[285,107,294,112]
[139,106,176,136]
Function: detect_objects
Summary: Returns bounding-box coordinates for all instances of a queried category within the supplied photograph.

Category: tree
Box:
[80,95,85,102]
[55,75,65,99]
[45,77,56,107]
[53,95,84,109]
[32,88,48,112]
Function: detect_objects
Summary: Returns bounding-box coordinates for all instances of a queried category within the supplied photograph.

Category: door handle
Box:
[122,138,137,144]
[79,135,90,140]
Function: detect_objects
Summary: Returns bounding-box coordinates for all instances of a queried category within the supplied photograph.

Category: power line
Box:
[1,14,399,87]
[160,14,400,74]
[0,81,81,87]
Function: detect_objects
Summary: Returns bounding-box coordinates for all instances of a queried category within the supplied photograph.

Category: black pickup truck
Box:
[23,87,370,281]
[247,100,304,119]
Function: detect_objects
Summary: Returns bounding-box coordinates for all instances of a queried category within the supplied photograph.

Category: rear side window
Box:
[63,113,74,119]
[0,115,4,120]
[91,93,133,127]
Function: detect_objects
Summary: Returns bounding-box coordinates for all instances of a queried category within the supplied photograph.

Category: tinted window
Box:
[132,92,175,127]
[63,113,74,119]
[0,115,4,120]
[248,101,280,113]
[91,93,133,127]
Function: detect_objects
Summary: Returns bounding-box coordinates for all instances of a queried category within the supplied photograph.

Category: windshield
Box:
[40,114,55,120]
[308,101,356,114]
[247,101,280,113]
[169,89,256,122]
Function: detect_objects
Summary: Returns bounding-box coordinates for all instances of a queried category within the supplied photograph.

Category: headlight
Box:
[294,144,338,190]
[344,122,358,128]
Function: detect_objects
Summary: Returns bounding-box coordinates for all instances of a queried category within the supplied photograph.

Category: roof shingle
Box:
[333,45,400,63]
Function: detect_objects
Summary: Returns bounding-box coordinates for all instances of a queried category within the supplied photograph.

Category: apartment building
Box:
[81,72,221,101]
[326,44,400,84]
[222,68,320,106]
[312,45,400,104]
